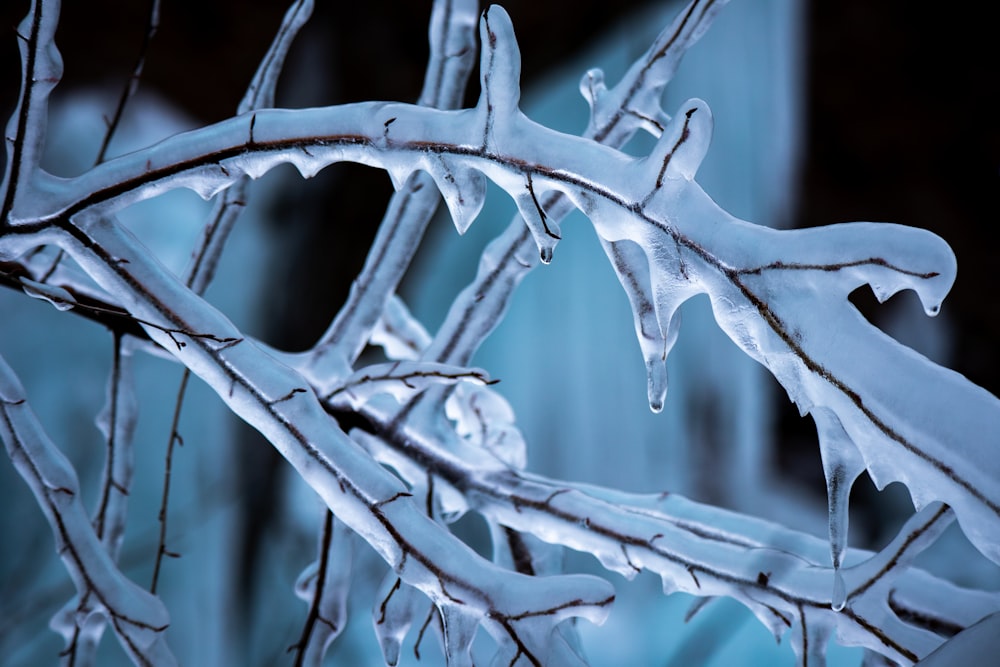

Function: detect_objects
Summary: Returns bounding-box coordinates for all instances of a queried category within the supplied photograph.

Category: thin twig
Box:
[290,510,334,667]
[94,0,161,166]
[150,369,189,595]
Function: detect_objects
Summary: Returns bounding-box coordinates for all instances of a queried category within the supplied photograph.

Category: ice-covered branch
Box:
[1,0,62,227]
[418,0,728,368]
[346,396,998,665]
[60,334,141,665]
[290,511,355,667]
[0,353,175,666]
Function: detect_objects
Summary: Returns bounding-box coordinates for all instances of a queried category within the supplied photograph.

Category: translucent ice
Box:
[20,276,77,311]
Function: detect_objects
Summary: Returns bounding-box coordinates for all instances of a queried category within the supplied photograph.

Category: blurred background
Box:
[0,0,997,665]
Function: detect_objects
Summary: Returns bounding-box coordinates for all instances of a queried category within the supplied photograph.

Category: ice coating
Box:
[2,0,63,224]
[360,379,999,665]
[373,573,427,666]
[513,180,561,264]
[324,360,497,410]
[181,0,314,294]
[20,275,77,311]
[439,604,479,667]
[92,339,138,560]
[601,238,671,411]
[639,99,713,188]
[370,295,433,361]
[293,514,354,663]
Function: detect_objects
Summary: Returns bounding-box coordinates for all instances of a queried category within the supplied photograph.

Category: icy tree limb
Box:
[92,335,137,560]
[406,1,729,430]
[346,397,998,666]
[150,0,317,599]
[292,4,480,662]
[0,353,176,666]
[0,0,62,226]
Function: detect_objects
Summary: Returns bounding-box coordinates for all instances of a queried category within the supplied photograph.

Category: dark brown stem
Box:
[290,510,335,667]
[93,0,161,166]
[150,368,189,595]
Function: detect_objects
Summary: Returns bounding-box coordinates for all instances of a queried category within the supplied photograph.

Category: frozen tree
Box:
[0,0,997,665]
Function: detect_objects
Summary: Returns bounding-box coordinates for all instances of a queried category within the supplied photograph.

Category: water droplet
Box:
[831,568,846,612]
[646,360,667,413]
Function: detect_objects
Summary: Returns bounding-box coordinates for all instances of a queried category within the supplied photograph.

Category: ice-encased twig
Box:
[347,396,997,665]
[0,353,176,666]
[153,0,315,607]
[0,0,62,226]
[93,0,161,166]
[184,0,314,296]
[291,511,356,666]
[60,334,140,666]
[294,3,480,661]
[303,0,479,389]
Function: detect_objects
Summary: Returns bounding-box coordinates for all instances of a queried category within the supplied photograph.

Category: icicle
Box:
[385,161,417,191]
[439,604,479,667]
[425,156,487,234]
[648,276,686,411]
[813,409,866,612]
[598,235,675,412]
[513,174,560,263]
[372,574,429,667]
[660,573,681,597]
[831,569,847,613]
